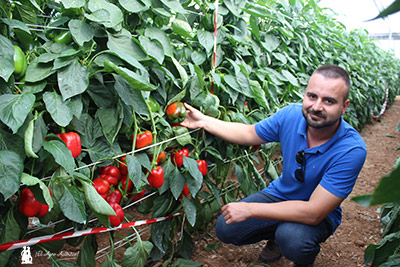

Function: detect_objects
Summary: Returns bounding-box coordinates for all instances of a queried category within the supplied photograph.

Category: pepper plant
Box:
[0,0,399,266]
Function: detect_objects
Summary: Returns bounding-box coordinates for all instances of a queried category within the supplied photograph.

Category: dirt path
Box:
[190,97,400,267]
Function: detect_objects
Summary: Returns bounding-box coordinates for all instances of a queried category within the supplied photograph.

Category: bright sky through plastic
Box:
[319,0,400,57]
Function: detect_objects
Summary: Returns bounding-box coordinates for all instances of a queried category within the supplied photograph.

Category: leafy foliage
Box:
[352,131,400,266]
[0,0,399,265]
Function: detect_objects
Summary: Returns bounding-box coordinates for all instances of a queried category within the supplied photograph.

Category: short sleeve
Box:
[255,104,294,142]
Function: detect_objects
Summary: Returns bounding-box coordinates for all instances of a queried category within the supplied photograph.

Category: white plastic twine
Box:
[371,86,390,120]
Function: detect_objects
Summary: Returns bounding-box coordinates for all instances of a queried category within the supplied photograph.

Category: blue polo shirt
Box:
[255,103,367,233]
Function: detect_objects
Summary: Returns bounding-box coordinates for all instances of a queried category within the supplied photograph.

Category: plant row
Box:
[0,0,399,266]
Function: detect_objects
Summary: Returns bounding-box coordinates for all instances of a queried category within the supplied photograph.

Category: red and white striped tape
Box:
[372,86,390,120]
[0,211,184,252]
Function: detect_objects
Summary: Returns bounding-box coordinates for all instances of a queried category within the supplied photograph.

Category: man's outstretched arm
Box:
[181,103,265,146]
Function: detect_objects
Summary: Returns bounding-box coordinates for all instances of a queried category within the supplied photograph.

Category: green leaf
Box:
[127,155,143,189]
[23,80,47,94]
[351,194,372,207]
[122,237,153,267]
[204,146,223,160]
[59,184,87,224]
[172,126,192,147]
[370,164,400,206]
[145,27,173,57]
[0,209,21,266]
[96,105,123,145]
[25,57,55,83]
[160,0,187,13]
[281,69,299,87]
[53,56,75,71]
[82,181,116,215]
[21,172,53,209]
[171,258,202,267]
[0,150,23,200]
[44,139,76,173]
[107,29,147,62]
[0,128,25,157]
[139,36,164,64]
[61,0,85,8]
[58,59,89,101]
[43,91,73,127]
[169,167,186,199]
[364,244,378,266]
[197,30,214,53]
[272,52,287,64]
[71,113,99,148]
[171,19,193,38]
[183,157,203,196]
[150,220,170,255]
[369,232,400,266]
[114,74,149,117]
[0,18,31,34]
[0,35,15,82]
[76,235,97,267]
[176,233,195,260]
[0,93,35,133]
[171,57,188,88]
[104,60,157,91]
[250,80,269,109]
[68,20,95,46]
[183,196,196,226]
[86,0,123,29]
[118,0,149,13]
[261,34,280,52]
[87,137,122,163]
[370,0,400,20]
[191,51,206,66]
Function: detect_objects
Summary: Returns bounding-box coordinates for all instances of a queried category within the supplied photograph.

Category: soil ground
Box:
[17,97,400,266]
[190,96,400,267]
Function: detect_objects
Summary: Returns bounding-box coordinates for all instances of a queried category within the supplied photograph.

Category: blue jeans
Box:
[215,191,333,265]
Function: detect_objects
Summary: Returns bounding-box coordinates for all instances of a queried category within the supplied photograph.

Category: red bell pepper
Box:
[57,132,81,158]
[19,188,51,217]
[182,184,190,197]
[121,175,133,193]
[131,189,146,202]
[93,177,110,198]
[172,148,189,167]
[156,151,166,165]
[106,189,122,204]
[135,130,153,149]
[196,159,208,176]
[108,202,124,227]
[147,166,164,188]
[119,156,128,177]
[100,165,121,186]
[57,132,82,158]
[166,102,187,124]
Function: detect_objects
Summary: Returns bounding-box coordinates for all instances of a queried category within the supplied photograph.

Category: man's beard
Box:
[302,108,340,129]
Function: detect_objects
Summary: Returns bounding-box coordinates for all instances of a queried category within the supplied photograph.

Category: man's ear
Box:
[342,99,350,115]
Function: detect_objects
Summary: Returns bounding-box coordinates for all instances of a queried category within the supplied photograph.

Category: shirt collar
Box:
[298,116,346,154]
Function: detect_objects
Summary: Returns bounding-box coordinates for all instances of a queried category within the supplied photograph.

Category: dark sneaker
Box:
[259,240,282,263]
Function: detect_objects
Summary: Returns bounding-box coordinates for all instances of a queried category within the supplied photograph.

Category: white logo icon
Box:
[21,246,33,264]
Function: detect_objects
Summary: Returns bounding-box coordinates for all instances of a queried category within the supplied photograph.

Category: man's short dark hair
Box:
[313,65,351,102]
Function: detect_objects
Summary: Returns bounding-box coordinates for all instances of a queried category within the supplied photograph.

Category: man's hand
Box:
[221,202,252,225]
[181,103,206,129]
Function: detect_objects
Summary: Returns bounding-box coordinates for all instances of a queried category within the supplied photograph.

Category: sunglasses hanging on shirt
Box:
[295,150,306,183]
